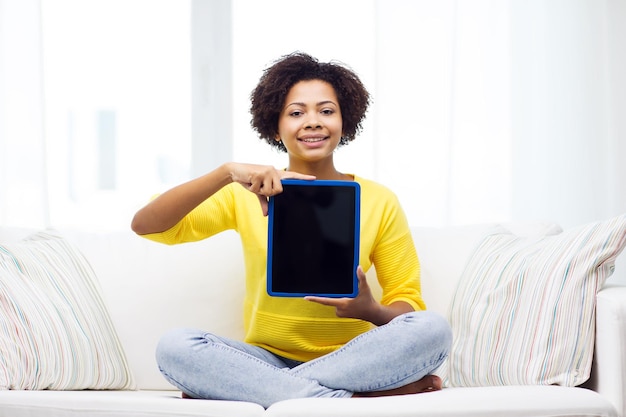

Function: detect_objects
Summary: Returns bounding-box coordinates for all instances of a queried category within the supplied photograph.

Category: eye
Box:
[289,110,303,117]
[321,108,335,115]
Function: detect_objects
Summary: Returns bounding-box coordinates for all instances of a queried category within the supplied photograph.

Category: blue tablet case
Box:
[267,179,361,298]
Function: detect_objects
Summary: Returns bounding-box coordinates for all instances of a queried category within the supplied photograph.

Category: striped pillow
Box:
[0,231,136,390]
[446,214,626,387]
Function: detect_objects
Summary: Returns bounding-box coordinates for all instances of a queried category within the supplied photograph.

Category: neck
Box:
[287,159,349,181]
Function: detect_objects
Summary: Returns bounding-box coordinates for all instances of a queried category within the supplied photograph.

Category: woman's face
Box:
[275,79,343,165]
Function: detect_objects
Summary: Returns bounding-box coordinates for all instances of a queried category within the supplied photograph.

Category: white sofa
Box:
[0,219,625,417]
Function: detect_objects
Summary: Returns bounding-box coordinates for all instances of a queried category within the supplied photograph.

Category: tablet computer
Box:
[267,179,361,298]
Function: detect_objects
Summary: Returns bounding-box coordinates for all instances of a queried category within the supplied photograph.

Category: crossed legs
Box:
[157,311,452,408]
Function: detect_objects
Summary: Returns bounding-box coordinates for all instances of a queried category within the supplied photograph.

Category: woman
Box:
[131,52,452,408]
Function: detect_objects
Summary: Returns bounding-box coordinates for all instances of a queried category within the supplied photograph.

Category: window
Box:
[41,0,191,230]
[38,0,516,230]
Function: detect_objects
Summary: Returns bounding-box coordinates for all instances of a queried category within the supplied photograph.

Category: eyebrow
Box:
[285,100,338,108]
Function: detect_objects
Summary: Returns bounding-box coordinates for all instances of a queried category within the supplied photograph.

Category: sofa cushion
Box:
[446,213,626,387]
[264,386,617,417]
[64,229,247,390]
[0,231,136,390]
[0,390,266,417]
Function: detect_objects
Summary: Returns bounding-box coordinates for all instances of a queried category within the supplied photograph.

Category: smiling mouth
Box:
[299,137,327,143]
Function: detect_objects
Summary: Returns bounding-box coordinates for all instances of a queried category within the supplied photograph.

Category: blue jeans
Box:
[156,311,452,408]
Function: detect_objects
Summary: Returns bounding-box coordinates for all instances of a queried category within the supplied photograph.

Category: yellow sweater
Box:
[142,175,425,361]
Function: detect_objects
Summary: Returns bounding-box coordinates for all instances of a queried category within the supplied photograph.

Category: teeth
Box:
[302,138,325,142]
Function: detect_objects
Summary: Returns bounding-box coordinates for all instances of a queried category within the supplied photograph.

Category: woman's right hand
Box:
[227,163,315,216]
[131,162,314,235]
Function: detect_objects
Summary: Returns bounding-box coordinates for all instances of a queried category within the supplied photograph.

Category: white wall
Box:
[606,0,626,222]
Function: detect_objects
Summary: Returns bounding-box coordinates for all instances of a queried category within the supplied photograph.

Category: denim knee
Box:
[155,327,200,370]
[399,310,453,359]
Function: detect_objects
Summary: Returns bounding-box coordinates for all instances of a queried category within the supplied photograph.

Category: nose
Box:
[304,114,322,129]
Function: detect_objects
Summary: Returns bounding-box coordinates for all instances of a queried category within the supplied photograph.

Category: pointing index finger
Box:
[280,170,316,181]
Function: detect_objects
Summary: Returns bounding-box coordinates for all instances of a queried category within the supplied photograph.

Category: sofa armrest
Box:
[592,284,626,417]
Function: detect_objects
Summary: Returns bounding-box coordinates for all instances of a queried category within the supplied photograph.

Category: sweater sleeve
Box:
[372,230,426,311]
[366,184,426,311]
[140,184,238,245]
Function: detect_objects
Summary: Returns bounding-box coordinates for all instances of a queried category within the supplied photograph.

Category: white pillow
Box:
[411,222,562,317]
[0,231,136,390]
[446,214,626,387]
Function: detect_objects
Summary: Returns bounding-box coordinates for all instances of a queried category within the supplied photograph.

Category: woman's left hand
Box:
[305,266,403,326]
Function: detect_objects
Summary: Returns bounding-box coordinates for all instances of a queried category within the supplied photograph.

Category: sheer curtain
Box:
[0,0,192,230]
[509,0,626,229]
[231,0,513,227]
[232,0,626,228]
[39,0,192,232]
[373,0,514,227]
[0,0,48,228]
[1,0,624,231]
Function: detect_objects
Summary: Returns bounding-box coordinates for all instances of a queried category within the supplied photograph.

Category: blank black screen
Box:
[267,182,359,297]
